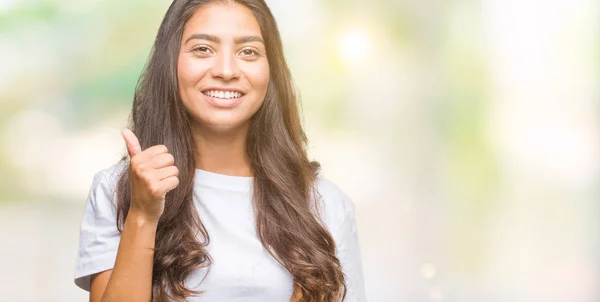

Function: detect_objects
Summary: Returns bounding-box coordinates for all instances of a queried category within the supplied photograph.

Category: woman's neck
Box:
[191,122,253,177]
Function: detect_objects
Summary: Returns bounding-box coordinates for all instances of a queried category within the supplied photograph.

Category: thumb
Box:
[122,128,142,157]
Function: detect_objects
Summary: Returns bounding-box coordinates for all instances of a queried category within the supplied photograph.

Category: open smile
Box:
[200,88,246,108]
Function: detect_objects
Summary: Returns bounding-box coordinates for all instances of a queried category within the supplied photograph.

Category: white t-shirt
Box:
[74,163,367,301]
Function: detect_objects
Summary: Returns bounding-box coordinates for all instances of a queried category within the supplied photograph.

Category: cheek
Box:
[177,55,208,88]
[243,61,270,92]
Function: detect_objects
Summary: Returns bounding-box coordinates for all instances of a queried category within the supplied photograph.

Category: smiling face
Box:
[177,2,269,131]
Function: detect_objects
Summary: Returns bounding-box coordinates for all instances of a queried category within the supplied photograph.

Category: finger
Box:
[141,145,169,159]
[137,145,169,164]
[161,176,180,192]
[155,166,179,181]
[122,128,142,157]
[147,153,175,169]
[133,145,169,165]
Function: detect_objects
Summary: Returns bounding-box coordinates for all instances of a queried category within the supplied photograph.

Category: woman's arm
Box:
[90,129,179,301]
[90,270,111,302]
[91,209,158,302]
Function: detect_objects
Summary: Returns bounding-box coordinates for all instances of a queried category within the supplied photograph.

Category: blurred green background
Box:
[0,0,598,301]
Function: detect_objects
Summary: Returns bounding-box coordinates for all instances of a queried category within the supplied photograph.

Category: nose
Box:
[210,51,240,81]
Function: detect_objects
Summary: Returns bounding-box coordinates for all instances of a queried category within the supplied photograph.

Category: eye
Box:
[239,47,259,57]
[192,45,213,55]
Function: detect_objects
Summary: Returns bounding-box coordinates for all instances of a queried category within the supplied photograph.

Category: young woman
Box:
[74,0,366,301]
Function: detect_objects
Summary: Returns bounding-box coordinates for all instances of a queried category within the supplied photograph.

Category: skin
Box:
[89,3,270,301]
[179,2,269,177]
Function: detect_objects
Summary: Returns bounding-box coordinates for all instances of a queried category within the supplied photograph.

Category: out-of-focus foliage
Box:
[0,0,598,301]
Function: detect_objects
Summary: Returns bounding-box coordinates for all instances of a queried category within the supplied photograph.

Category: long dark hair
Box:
[115,0,346,301]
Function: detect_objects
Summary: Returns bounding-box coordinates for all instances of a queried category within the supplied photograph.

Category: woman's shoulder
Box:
[313,176,356,230]
[88,161,128,198]
[95,161,126,181]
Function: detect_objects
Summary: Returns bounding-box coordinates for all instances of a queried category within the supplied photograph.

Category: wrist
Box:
[127,208,159,228]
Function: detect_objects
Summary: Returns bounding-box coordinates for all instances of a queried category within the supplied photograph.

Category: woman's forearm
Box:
[101,209,158,302]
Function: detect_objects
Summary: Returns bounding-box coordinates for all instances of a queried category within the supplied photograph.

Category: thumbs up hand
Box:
[122,128,179,223]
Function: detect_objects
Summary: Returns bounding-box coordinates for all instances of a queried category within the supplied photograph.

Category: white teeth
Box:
[203,90,242,99]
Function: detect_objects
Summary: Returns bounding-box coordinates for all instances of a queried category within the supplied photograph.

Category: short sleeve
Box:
[332,193,367,302]
[74,167,122,291]
[314,178,367,301]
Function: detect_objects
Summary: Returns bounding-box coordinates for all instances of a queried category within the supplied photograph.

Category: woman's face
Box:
[178,2,269,131]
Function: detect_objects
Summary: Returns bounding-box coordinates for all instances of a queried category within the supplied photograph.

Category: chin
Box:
[199,116,251,132]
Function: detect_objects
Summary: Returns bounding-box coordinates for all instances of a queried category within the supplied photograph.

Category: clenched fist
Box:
[122,128,179,223]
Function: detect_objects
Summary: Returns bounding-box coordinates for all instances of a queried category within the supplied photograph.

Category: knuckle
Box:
[147,144,167,154]
[149,184,162,196]
[140,172,153,183]
[132,164,143,176]
[139,172,148,181]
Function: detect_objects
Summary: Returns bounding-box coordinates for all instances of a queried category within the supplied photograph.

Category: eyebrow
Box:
[184,33,264,45]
